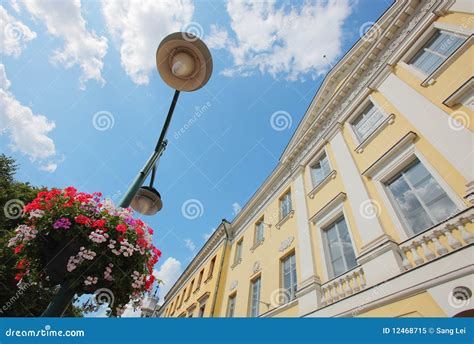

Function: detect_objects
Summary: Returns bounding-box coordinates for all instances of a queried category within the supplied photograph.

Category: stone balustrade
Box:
[400,207,474,271]
[320,267,367,306]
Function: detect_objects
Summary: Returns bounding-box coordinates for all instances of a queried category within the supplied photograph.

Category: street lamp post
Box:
[41,32,212,317]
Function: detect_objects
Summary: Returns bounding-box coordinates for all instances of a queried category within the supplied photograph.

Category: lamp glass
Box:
[171,52,195,78]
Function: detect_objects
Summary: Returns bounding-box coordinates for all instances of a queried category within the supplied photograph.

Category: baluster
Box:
[457,221,474,244]
[400,247,412,270]
[430,232,447,256]
[409,243,424,266]
[352,271,361,292]
[345,275,353,295]
[326,285,334,304]
[444,226,461,250]
[320,287,327,306]
[421,237,435,261]
[358,269,366,289]
[334,281,342,300]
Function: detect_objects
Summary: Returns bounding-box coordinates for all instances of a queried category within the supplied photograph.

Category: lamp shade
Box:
[156,32,213,92]
[130,186,163,216]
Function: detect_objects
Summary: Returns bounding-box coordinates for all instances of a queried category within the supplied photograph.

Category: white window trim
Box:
[346,95,394,152]
[280,252,297,303]
[399,23,472,86]
[368,142,465,241]
[307,146,334,188]
[443,77,474,110]
[312,198,358,282]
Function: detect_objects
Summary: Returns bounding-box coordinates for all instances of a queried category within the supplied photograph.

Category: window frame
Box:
[254,217,265,245]
[312,197,359,282]
[347,96,389,146]
[249,275,261,317]
[233,238,243,266]
[321,216,358,280]
[207,256,216,280]
[280,251,297,303]
[309,149,333,188]
[226,293,237,317]
[279,189,293,220]
[365,141,464,241]
[400,23,471,84]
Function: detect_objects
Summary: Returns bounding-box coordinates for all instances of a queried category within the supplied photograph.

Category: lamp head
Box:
[131,186,163,216]
[156,32,213,92]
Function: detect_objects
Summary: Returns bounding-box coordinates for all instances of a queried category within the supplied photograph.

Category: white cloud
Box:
[203,228,214,241]
[153,257,183,302]
[0,5,36,57]
[220,0,353,80]
[21,0,108,89]
[206,24,228,50]
[0,63,57,171]
[184,238,196,252]
[101,0,194,85]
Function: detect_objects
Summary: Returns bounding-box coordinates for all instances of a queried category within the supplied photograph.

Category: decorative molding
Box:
[275,210,295,229]
[229,280,238,291]
[197,292,210,304]
[362,131,418,177]
[308,170,337,199]
[354,114,396,154]
[279,236,295,252]
[309,192,347,224]
[252,261,261,275]
[443,77,474,107]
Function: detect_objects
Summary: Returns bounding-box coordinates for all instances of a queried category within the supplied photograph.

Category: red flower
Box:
[92,219,106,228]
[136,227,144,237]
[116,224,127,234]
[147,227,154,235]
[64,186,77,197]
[145,275,156,290]
[14,244,24,254]
[14,272,25,281]
[17,258,28,269]
[74,215,91,226]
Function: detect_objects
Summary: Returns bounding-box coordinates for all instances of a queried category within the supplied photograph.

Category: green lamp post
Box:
[41,32,213,317]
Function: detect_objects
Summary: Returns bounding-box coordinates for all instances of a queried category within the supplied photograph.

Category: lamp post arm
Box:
[118,89,180,208]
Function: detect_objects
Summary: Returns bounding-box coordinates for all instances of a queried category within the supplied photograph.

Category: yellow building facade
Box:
[152,0,474,318]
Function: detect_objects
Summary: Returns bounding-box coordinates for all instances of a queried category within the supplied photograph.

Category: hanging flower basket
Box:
[8,187,161,317]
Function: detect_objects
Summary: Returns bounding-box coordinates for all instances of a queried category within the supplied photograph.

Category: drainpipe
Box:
[210,219,231,317]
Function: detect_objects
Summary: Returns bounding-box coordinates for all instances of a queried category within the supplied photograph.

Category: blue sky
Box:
[1,0,392,305]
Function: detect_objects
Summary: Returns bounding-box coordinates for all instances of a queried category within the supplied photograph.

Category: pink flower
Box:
[53,217,71,229]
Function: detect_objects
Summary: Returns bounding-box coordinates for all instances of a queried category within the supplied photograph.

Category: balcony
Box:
[399,207,474,271]
[320,266,367,306]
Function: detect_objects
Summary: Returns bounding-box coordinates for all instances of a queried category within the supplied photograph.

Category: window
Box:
[249,276,261,317]
[323,217,357,279]
[281,253,297,302]
[254,219,264,244]
[234,239,243,264]
[279,191,292,219]
[409,30,465,75]
[197,270,204,289]
[176,295,181,308]
[310,152,331,186]
[226,294,236,317]
[207,256,216,280]
[351,102,385,142]
[385,159,457,236]
[198,303,206,317]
